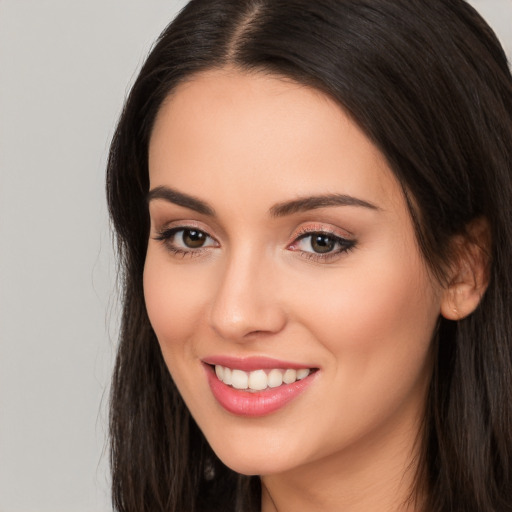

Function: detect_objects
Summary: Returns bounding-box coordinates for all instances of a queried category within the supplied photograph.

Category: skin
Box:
[144,68,451,511]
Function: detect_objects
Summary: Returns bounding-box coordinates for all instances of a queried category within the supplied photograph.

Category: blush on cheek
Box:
[298,255,437,357]
[143,254,211,359]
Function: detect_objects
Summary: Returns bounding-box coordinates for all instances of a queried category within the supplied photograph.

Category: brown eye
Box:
[154,226,218,254]
[310,234,336,253]
[290,231,356,260]
[182,229,207,248]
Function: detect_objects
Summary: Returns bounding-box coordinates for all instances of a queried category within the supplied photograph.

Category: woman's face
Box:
[144,69,444,477]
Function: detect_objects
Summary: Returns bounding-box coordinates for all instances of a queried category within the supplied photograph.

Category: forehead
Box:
[148,68,404,215]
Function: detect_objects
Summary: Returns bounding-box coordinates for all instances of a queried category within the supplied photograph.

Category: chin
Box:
[213,449,295,477]
[203,424,314,477]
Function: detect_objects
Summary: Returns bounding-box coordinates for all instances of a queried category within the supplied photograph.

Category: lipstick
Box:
[202,357,318,417]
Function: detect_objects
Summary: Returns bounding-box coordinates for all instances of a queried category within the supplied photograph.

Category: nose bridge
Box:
[209,244,285,341]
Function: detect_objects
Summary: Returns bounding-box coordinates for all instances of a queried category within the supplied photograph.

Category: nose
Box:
[208,248,287,341]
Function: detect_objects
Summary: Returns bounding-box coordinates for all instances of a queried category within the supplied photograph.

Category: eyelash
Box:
[154,226,217,258]
[153,226,356,262]
[290,227,356,263]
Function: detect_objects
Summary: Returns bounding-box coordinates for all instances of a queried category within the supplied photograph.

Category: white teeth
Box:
[223,367,232,385]
[283,369,297,384]
[297,368,310,380]
[248,369,268,391]
[267,368,283,388]
[231,369,249,389]
[214,365,312,390]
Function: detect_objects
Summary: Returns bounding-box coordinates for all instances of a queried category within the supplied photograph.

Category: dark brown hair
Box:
[107,1,512,510]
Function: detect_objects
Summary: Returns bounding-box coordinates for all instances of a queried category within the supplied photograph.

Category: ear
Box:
[440,217,491,321]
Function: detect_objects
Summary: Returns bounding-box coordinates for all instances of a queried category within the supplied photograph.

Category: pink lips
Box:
[203,356,317,417]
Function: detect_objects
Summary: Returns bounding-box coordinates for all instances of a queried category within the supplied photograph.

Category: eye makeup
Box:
[154,225,219,258]
[153,221,357,263]
[287,224,357,263]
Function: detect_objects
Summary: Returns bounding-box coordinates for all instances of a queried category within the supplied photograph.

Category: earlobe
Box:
[440,217,491,321]
[440,280,486,321]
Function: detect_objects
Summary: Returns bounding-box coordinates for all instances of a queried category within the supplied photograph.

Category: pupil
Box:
[183,229,205,248]
[312,235,335,253]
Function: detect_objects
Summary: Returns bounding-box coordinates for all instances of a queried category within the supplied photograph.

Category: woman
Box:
[106,0,512,511]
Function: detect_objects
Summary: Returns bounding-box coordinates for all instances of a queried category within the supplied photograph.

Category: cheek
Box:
[325,271,436,350]
[291,247,440,399]
[143,250,207,358]
[280,258,440,455]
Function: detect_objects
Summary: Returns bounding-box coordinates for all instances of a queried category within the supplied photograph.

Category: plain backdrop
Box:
[0,1,510,511]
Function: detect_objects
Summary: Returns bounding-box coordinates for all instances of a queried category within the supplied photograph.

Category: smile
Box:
[214,365,311,391]
[203,359,318,417]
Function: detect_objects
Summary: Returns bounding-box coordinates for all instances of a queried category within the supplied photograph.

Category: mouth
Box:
[212,364,315,392]
[202,359,319,417]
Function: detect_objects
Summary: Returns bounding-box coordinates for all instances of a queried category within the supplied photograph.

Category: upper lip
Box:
[202,355,316,372]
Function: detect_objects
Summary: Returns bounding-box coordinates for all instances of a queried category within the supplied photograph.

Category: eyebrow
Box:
[269,194,379,217]
[147,186,216,216]
[147,185,378,217]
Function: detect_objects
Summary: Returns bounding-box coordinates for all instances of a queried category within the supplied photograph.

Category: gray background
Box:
[0,1,510,511]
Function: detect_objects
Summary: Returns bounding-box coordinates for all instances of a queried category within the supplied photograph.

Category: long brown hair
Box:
[107,1,512,510]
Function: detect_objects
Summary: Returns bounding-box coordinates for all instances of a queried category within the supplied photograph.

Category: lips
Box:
[202,357,318,417]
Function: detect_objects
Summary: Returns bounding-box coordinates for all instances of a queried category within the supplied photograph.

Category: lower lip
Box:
[204,364,317,417]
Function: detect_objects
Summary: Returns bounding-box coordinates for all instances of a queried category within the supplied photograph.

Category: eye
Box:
[174,228,213,249]
[298,233,339,253]
[289,230,356,261]
[154,226,218,255]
